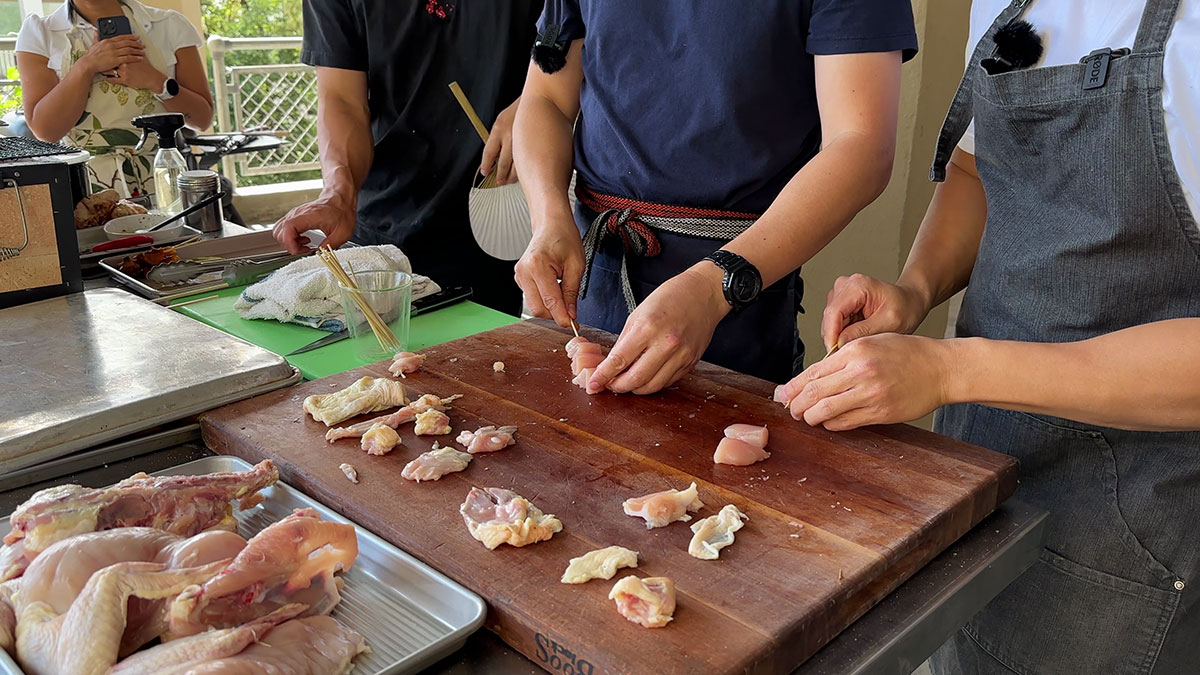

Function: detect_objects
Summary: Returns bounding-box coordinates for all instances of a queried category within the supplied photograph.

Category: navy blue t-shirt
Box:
[539,1,918,213]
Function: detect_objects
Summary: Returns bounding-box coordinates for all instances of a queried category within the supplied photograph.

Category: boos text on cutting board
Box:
[536,633,595,675]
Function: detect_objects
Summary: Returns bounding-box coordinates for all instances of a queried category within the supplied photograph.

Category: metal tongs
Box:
[146,251,297,286]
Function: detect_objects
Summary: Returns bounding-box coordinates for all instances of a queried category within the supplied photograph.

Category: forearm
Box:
[316,95,372,206]
[897,149,988,313]
[514,90,576,234]
[724,131,894,286]
[946,319,1200,430]
[25,67,93,141]
[163,86,213,130]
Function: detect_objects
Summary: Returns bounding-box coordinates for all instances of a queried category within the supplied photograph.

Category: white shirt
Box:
[15,0,202,80]
[959,0,1200,224]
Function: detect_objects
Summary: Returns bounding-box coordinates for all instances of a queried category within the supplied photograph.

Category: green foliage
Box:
[202,0,302,67]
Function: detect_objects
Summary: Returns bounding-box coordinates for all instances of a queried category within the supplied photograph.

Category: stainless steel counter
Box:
[0,430,1046,675]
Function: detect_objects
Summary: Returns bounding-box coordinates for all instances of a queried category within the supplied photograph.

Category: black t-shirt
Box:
[301,0,542,284]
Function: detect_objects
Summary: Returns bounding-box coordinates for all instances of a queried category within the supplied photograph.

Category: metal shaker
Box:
[177,170,223,235]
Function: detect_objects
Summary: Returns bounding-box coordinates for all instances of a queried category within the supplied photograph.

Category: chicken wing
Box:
[166,508,358,640]
[460,487,562,550]
[561,546,639,584]
[4,460,277,566]
[154,615,368,675]
[609,576,676,629]
[687,505,749,560]
[455,425,518,454]
[402,444,473,482]
[622,482,704,529]
[303,376,408,426]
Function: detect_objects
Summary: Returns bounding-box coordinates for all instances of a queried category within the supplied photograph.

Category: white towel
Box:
[234,245,441,331]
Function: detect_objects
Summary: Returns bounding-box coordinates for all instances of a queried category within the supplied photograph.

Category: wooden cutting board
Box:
[200,320,1017,674]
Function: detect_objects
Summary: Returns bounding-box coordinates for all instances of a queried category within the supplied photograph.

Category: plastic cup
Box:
[337,269,412,362]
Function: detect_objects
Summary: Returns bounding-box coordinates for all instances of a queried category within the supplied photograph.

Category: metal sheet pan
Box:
[0,289,300,475]
[0,455,486,674]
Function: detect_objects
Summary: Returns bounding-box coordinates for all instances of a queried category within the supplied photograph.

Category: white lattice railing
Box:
[207,35,318,185]
[0,37,21,115]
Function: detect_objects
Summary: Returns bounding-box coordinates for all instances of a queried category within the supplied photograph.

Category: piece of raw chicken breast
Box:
[561,546,639,584]
[402,444,473,482]
[388,351,426,378]
[455,426,518,454]
[713,437,771,466]
[688,504,749,560]
[609,576,676,628]
[460,487,563,549]
[724,423,768,448]
[165,508,358,639]
[622,482,705,529]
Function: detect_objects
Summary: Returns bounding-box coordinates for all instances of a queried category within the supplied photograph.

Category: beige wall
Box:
[797,0,970,364]
[140,0,204,34]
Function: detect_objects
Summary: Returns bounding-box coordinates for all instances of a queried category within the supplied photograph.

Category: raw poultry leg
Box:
[4,460,277,559]
[176,615,368,675]
[166,508,358,639]
[16,559,229,675]
[109,604,306,675]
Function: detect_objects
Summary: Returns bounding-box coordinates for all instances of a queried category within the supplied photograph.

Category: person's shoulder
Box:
[16,12,58,55]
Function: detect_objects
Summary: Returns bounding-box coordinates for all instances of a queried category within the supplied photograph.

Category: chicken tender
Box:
[688,504,749,560]
[460,487,562,549]
[402,444,472,482]
[622,482,704,529]
[561,546,639,584]
[361,423,401,455]
[303,377,408,426]
[609,576,676,628]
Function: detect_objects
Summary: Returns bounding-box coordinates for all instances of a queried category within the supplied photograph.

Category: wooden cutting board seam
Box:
[405,370,893,564]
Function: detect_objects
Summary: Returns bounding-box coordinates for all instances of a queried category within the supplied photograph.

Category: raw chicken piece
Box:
[388,351,426,378]
[622,482,704,529]
[323,393,459,442]
[361,423,401,455]
[561,546,639,584]
[688,505,749,560]
[608,576,676,629]
[414,409,452,436]
[339,464,359,484]
[402,444,472,482]
[772,384,791,405]
[303,376,408,426]
[157,616,368,675]
[0,543,28,583]
[460,487,563,550]
[15,559,230,675]
[166,508,358,639]
[493,361,505,373]
[713,437,770,466]
[724,423,768,448]
[571,344,605,375]
[109,604,306,675]
[4,460,277,564]
[455,425,518,454]
[15,528,247,656]
[564,336,590,359]
[0,580,16,654]
[572,368,595,390]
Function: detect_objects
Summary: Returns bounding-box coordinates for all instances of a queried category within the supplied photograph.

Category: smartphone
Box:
[97,15,133,40]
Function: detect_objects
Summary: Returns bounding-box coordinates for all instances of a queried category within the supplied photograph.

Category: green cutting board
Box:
[174,286,518,380]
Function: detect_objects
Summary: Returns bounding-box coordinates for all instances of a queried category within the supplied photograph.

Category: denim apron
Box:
[572,202,804,382]
[928,0,1200,673]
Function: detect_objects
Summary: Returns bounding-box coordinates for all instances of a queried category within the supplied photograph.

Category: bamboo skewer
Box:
[570,319,579,338]
[317,246,401,353]
[449,81,500,189]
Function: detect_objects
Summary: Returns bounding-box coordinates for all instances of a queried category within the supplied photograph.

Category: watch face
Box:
[728,268,762,305]
[166,78,180,96]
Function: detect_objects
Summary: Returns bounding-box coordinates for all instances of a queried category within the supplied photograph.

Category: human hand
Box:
[273,193,357,255]
[586,263,730,395]
[821,273,930,352]
[513,216,584,326]
[106,59,166,92]
[78,33,144,75]
[779,333,958,431]
[480,98,518,185]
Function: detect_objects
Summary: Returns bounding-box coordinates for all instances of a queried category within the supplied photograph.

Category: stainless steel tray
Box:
[0,455,486,674]
[0,289,301,474]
